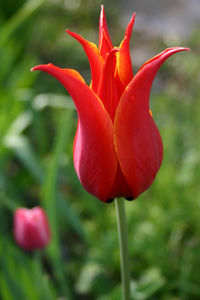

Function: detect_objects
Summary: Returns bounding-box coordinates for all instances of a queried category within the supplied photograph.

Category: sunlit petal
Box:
[114,47,190,198]
[97,49,119,121]
[99,5,113,59]
[116,13,135,88]
[32,63,118,201]
[66,30,104,93]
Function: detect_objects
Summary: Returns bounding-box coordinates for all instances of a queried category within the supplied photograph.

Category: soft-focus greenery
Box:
[0,1,200,299]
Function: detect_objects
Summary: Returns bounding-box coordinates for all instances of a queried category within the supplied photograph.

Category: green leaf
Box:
[0,0,45,47]
[4,134,44,183]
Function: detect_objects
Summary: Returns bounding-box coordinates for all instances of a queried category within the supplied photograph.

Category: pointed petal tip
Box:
[31,63,53,72]
[124,12,136,38]
[159,46,191,61]
[100,5,105,21]
[131,12,136,22]
[166,46,190,52]
[65,30,86,45]
[65,29,80,40]
[131,12,136,23]
[138,46,190,72]
[162,47,190,56]
[181,47,190,52]
[100,5,104,13]
[31,65,40,72]
[66,29,80,40]
[65,29,74,36]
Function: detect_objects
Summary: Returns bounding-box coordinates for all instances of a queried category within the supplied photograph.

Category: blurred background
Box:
[0,0,200,299]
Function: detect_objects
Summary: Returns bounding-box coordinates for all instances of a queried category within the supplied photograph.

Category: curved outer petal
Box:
[99,5,113,59]
[66,30,104,93]
[97,49,119,121]
[32,63,118,201]
[116,13,135,88]
[114,47,189,199]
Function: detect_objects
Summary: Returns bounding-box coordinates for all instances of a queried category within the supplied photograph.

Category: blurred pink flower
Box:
[14,207,51,251]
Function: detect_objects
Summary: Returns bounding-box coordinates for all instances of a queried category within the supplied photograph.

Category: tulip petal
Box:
[116,13,135,88]
[114,47,189,198]
[99,5,113,59]
[108,163,132,199]
[66,30,104,93]
[32,63,118,201]
[97,49,119,121]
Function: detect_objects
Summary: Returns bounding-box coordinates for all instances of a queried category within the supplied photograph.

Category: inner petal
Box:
[99,5,113,59]
[108,163,132,199]
[97,49,119,121]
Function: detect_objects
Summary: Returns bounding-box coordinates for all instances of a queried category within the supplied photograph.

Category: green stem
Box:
[115,198,131,300]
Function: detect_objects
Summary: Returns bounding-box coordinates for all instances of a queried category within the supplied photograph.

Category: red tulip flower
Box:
[14,207,51,251]
[32,6,189,202]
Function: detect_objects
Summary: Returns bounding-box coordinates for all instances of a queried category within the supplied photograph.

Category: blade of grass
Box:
[0,243,26,300]
[0,0,45,47]
[4,135,44,183]
[42,109,76,299]
[57,194,86,241]
[0,194,18,211]
[33,251,57,300]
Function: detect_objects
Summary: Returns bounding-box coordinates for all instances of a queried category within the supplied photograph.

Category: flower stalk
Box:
[115,198,130,300]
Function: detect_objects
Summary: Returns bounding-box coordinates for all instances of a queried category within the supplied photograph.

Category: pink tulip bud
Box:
[14,207,51,251]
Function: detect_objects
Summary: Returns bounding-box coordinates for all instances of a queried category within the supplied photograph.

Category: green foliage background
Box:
[0,0,200,299]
